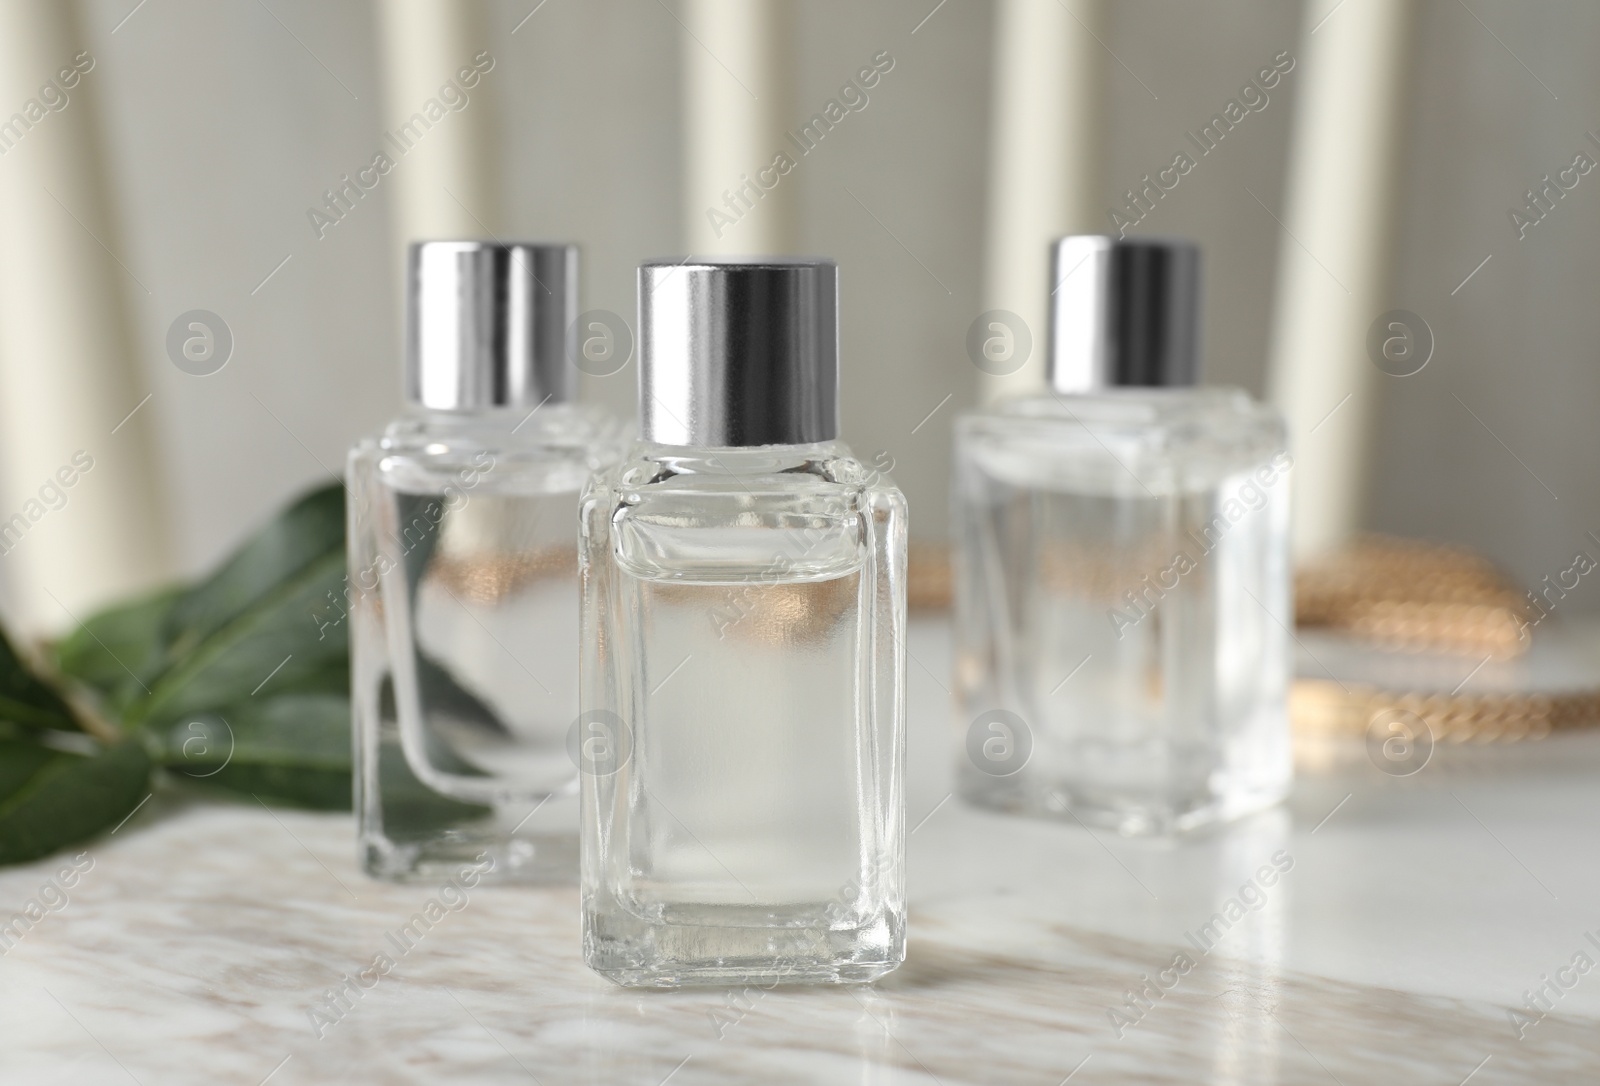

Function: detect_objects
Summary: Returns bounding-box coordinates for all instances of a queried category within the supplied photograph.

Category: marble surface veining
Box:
[2,617,1598,1084]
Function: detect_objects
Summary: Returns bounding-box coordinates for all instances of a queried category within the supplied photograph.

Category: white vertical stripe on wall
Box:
[980,0,1107,404]
[1265,0,1416,559]
[376,0,499,260]
[0,0,170,632]
[681,0,796,255]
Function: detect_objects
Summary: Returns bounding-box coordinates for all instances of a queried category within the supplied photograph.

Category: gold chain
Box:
[1296,535,1529,659]
[916,536,1600,741]
[1292,679,1600,743]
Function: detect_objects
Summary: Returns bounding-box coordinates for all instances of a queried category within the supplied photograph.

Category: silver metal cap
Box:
[405,241,578,410]
[638,259,839,446]
[1048,235,1200,393]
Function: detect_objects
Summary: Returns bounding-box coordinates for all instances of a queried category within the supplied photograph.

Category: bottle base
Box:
[960,774,1290,836]
[361,830,577,884]
[583,904,906,989]
[586,958,903,989]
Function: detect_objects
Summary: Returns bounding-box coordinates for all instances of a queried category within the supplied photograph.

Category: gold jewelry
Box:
[1295,535,1527,659]
[1292,679,1600,743]
[917,534,1600,741]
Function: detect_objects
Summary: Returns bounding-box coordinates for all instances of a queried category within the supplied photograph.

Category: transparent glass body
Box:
[579,440,907,987]
[951,388,1291,835]
[349,404,626,881]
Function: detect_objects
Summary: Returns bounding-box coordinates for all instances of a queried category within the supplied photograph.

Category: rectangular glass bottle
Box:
[580,260,907,987]
[350,241,624,881]
[952,237,1292,835]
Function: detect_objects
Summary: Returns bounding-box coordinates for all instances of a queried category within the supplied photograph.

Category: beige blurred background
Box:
[0,0,1595,626]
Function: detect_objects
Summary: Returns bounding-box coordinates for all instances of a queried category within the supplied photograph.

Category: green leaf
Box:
[53,585,181,713]
[274,653,354,699]
[394,491,445,602]
[151,662,507,780]
[194,763,352,811]
[0,627,81,733]
[131,549,348,724]
[153,693,351,773]
[152,694,350,810]
[26,481,512,843]
[127,485,351,727]
[0,739,151,864]
[162,485,346,660]
[380,653,511,741]
[376,753,493,832]
[0,740,57,796]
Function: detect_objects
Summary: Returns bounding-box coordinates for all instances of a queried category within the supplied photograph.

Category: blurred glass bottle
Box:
[952,236,1291,834]
[580,259,907,987]
[349,241,625,881]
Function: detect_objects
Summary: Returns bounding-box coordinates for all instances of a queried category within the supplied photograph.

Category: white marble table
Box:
[4,617,1599,1084]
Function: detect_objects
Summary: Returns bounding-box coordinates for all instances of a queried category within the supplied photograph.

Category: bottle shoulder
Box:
[357,402,623,448]
[955,388,1287,490]
[352,404,629,493]
[964,386,1280,429]
[353,404,629,464]
[588,440,902,501]
[581,441,903,584]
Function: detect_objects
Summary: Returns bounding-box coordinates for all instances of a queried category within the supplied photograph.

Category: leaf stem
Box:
[28,637,123,744]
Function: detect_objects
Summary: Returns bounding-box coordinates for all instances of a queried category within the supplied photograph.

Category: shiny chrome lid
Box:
[637,258,839,446]
[406,241,578,410]
[1049,235,1200,392]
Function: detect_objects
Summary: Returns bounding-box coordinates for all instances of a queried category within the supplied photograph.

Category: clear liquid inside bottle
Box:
[350,405,624,881]
[953,389,1292,834]
[580,442,906,986]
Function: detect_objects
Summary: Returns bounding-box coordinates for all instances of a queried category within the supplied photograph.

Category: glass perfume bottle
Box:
[952,236,1291,835]
[349,241,625,881]
[580,259,907,987]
